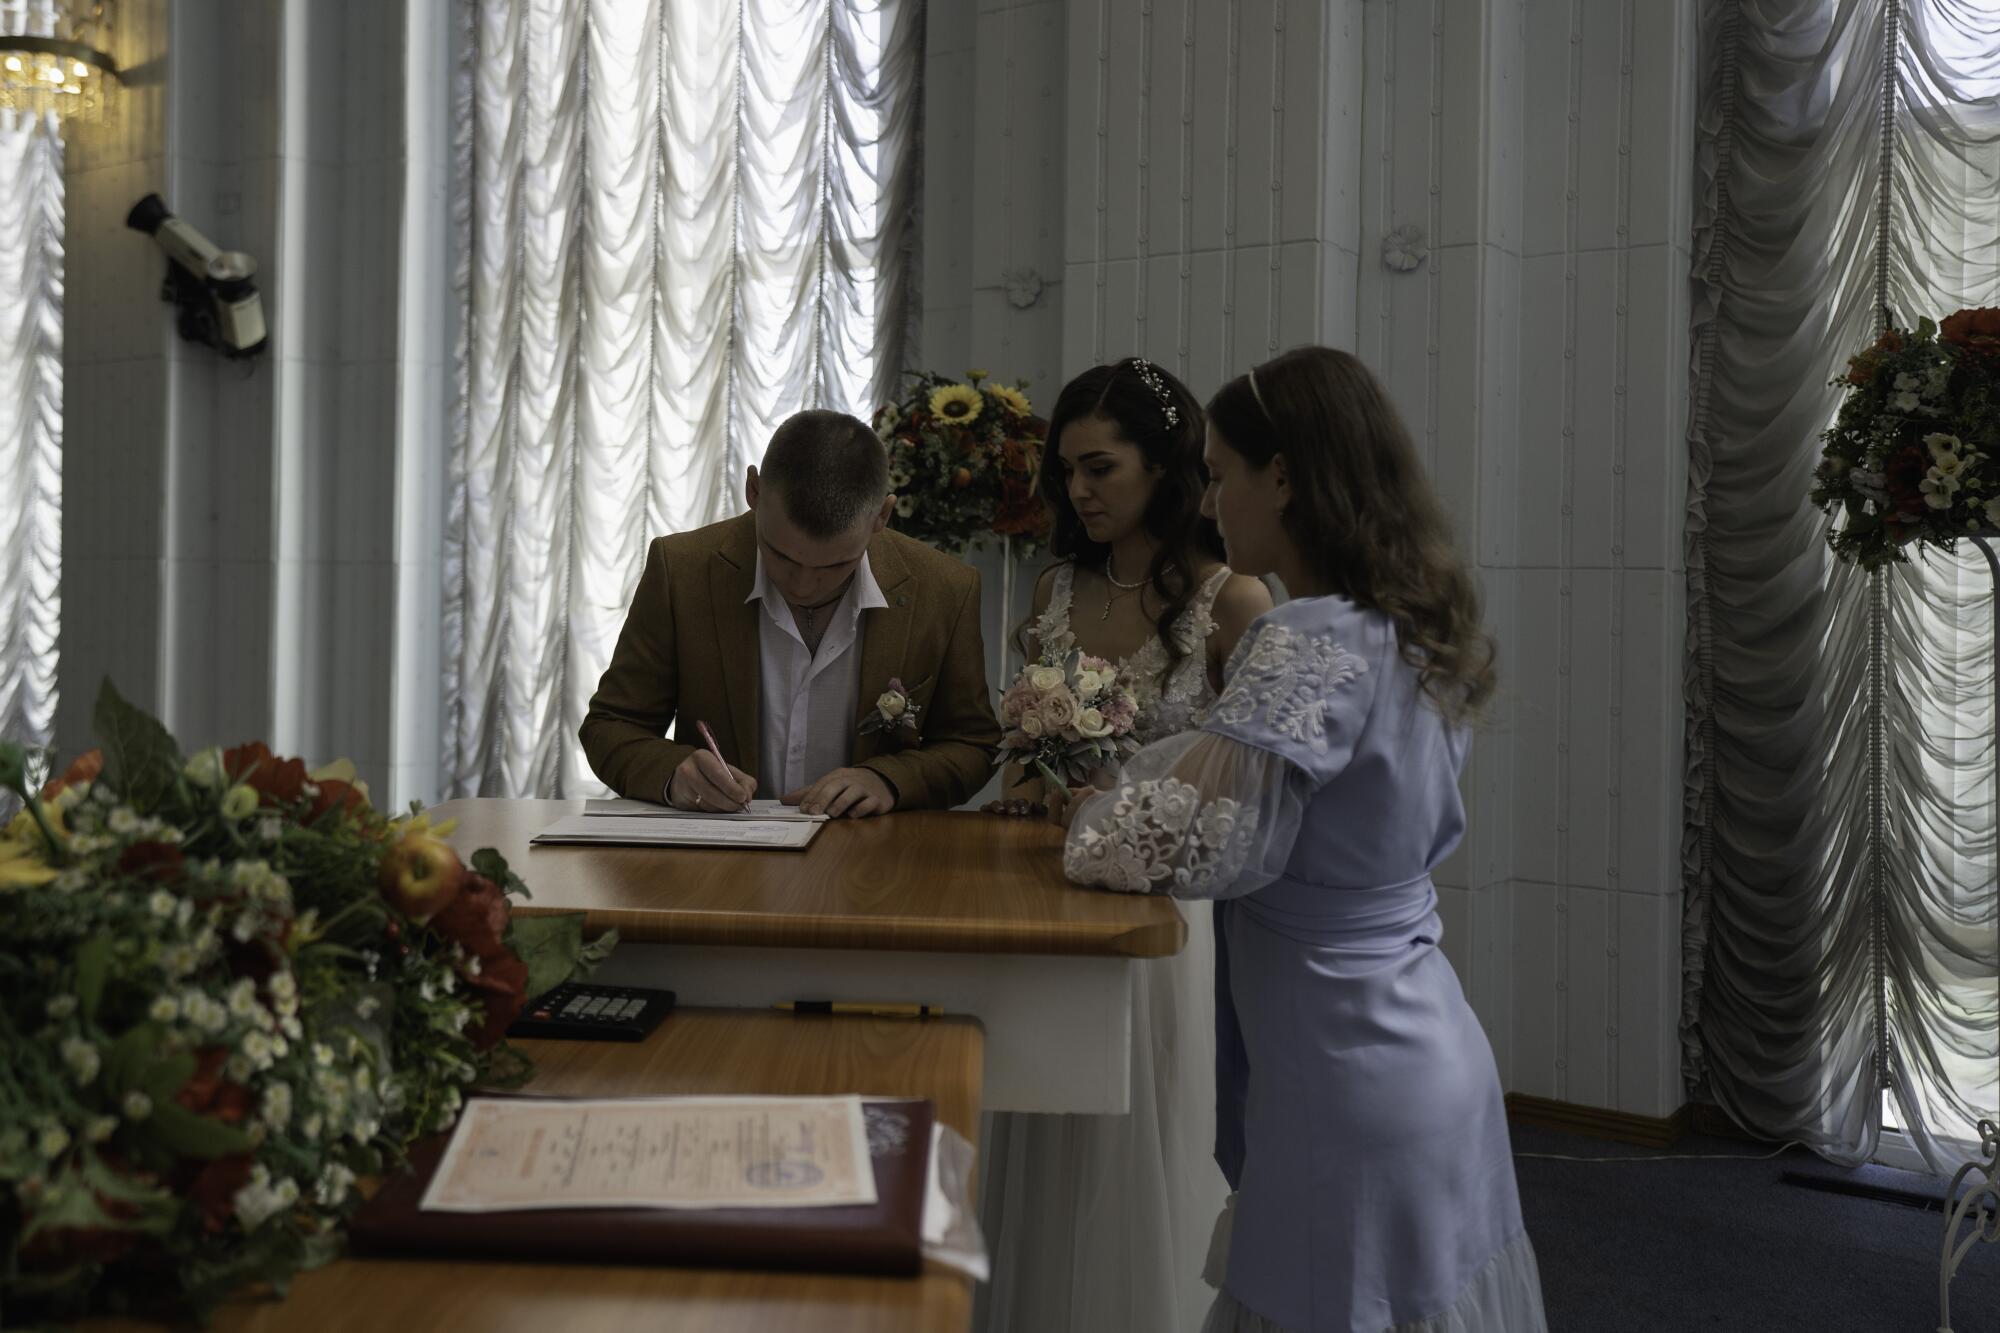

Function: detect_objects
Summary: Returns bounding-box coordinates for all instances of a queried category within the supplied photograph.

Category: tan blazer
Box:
[579,513,1002,810]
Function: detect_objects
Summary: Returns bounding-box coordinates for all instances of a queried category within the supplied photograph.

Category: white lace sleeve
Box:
[1062,730,1311,900]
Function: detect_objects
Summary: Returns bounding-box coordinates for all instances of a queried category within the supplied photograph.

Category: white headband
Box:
[1247,366,1273,420]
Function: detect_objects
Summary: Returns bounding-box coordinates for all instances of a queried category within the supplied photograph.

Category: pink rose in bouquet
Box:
[1039,688,1079,734]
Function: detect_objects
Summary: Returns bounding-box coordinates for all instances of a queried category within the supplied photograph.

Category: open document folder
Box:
[532,812,823,850]
[349,1095,989,1280]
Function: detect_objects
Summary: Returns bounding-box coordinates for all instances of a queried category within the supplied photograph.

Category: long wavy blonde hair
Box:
[1206,346,1497,723]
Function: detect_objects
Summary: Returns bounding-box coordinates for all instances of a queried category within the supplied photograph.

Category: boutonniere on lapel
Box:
[860,676,929,746]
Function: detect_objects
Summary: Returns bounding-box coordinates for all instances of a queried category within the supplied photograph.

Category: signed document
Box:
[420,1096,878,1213]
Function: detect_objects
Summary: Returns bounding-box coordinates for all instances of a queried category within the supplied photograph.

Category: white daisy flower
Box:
[262,1082,294,1131]
[60,1037,100,1086]
[317,1163,356,1206]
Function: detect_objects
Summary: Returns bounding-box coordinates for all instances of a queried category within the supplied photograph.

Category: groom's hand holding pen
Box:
[666,719,755,812]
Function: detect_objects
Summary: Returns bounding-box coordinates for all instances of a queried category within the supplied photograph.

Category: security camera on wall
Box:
[125,193,268,360]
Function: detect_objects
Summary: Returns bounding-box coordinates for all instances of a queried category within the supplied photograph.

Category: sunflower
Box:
[928,383,983,425]
[987,383,1032,418]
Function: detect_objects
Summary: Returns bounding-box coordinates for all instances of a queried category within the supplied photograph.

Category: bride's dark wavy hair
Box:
[1206,346,1497,723]
[1030,359,1222,682]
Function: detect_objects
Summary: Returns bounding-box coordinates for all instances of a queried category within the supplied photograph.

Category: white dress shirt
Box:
[745,550,888,798]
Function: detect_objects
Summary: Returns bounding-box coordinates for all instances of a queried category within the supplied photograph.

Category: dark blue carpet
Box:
[1513,1124,2000,1333]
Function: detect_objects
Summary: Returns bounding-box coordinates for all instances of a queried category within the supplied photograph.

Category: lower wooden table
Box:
[199,1008,984,1333]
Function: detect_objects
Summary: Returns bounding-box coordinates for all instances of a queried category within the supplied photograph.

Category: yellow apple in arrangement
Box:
[378,833,467,922]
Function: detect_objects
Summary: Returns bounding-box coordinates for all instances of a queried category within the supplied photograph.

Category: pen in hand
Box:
[693,719,752,811]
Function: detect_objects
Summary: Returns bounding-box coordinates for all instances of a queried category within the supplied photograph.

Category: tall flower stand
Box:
[1937,530,2000,1333]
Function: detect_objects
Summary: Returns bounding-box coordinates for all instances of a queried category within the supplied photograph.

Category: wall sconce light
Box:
[0,1,117,127]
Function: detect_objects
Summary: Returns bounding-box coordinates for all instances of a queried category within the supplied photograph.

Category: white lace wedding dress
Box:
[974,564,1234,1333]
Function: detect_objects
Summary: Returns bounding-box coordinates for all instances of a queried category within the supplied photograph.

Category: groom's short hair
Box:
[760,410,891,539]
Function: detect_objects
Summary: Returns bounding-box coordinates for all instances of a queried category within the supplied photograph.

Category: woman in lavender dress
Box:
[1058,348,1547,1333]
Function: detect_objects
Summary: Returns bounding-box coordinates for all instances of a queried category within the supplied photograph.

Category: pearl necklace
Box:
[1100,557,1171,621]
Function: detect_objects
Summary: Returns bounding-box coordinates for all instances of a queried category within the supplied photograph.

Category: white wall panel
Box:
[1060,0,1359,394]
[1616,890,1684,1116]
[1623,242,1686,572]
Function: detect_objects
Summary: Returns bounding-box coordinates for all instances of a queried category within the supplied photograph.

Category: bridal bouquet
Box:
[1812,307,2000,568]
[996,653,1141,793]
[0,683,611,1323]
[874,369,1052,557]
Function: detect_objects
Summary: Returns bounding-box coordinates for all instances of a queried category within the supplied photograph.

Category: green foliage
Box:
[92,679,183,815]
[505,915,584,1002]
[0,688,610,1323]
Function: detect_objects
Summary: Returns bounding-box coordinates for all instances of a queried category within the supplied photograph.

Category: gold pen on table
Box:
[775,1000,945,1019]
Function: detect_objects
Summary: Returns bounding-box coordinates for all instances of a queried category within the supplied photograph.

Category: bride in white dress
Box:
[978,358,1272,1333]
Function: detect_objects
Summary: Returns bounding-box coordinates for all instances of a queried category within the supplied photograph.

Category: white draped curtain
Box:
[0,113,61,756]
[443,0,922,798]
[1683,0,2000,1169]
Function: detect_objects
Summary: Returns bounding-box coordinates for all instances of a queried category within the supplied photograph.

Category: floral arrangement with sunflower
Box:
[873,370,1052,557]
[1812,307,2000,568]
[0,682,612,1323]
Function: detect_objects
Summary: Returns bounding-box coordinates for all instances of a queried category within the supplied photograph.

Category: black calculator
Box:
[508,982,676,1042]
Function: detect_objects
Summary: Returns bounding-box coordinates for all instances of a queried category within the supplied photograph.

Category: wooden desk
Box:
[435,802,1186,1114]
[435,800,1183,958]
[204,1009,984,1333]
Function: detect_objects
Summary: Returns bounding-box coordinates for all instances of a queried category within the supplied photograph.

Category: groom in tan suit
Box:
[580,410,1001,818]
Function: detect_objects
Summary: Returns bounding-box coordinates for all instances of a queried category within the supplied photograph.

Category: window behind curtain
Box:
[443,0,921,799]
[1889,99,2000,1156]
[0,112,61,762]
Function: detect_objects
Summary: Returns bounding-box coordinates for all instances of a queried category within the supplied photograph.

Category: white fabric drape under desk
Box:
[443,0,921,798]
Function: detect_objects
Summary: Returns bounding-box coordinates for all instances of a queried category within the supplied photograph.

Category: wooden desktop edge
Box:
[511,901,1189,959]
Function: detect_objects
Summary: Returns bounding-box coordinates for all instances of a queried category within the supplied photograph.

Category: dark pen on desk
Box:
[693,719,750,811]
[775,1001,946,1019]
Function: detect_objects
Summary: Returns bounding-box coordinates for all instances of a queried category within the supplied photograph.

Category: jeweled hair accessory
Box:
[1128,357,1181,428]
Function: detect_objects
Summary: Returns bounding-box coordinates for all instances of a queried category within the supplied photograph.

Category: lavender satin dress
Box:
[1065,597,1547,1333]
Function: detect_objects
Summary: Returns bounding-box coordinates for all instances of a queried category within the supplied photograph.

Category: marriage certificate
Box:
[420,1096,879,1212]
